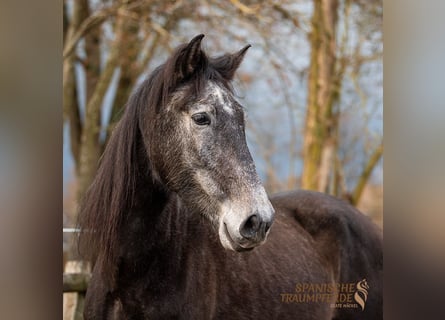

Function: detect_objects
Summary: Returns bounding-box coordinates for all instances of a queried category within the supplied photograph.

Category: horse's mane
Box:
[77,39,243,287]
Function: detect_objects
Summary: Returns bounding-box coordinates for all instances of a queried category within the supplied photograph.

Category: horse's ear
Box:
[213,44,251,80]
[173,34,206,84]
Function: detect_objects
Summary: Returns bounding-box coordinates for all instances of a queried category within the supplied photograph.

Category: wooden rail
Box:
[63,273,91,293]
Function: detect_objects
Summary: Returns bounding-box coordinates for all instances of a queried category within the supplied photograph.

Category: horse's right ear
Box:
[210,44,251,81]
[172,34,206,84]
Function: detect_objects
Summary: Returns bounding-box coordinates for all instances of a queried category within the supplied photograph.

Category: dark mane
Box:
[77,83,143,285]
[77,41,239,286]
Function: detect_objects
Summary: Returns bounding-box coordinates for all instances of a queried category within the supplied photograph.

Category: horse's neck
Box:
[117,143,220,281]
[125,178,180,242]
[119,175,203,272]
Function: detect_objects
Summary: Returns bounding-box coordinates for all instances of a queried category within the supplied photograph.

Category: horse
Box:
[78,34,382,320]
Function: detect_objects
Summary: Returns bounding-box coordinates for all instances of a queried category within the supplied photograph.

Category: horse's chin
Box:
[218,221,257,252]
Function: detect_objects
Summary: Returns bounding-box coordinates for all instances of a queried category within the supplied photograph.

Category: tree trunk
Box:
[77,7,131,200]
[107,16,142,128]
[82,0,101,103]
[301,0,339,191]
[108,13,179,130]
[63,0,90,172]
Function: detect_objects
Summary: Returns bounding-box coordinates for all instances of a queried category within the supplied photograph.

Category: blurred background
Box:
[63,0,383,261]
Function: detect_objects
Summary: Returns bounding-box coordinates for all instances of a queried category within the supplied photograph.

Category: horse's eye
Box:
[192,113,211,126]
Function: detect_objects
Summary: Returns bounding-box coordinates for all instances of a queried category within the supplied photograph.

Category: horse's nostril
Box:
[240,214,260,239]
[264,220,272,233]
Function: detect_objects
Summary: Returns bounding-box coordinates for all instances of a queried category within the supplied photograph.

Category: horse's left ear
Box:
[173,34,206,84]
[212,44,251,80]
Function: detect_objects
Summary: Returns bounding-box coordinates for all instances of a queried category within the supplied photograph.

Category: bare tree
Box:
[64,0,188,200]
[300,0,382,206]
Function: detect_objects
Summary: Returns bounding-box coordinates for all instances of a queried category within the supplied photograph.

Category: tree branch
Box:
[350,142,383,205]
[271,3,300,28]
[228,0,259,15]
[63,2,121,59]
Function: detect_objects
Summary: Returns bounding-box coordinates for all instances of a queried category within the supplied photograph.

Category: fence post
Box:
[63,260,90,320]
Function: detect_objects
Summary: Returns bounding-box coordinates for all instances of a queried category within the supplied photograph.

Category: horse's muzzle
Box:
[218,205,275,251]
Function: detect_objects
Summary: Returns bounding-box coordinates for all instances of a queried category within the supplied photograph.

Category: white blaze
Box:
[209,83,234,115]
